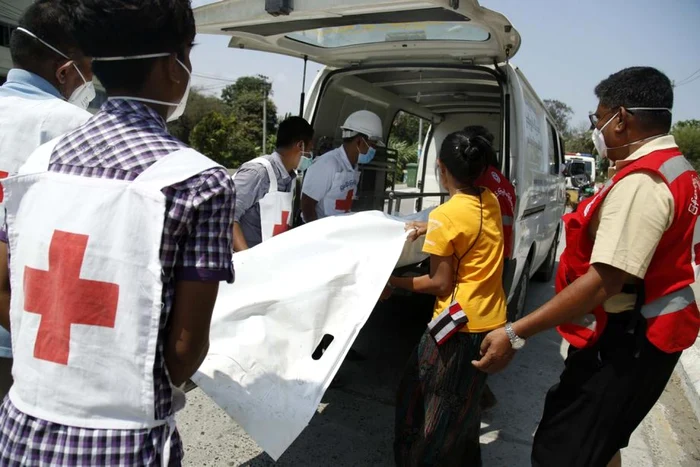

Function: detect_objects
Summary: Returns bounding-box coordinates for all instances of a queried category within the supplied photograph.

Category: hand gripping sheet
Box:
[389,206,435,268]
[191,211,408,460]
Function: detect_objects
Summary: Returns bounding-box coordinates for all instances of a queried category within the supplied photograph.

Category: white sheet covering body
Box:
[390,206,435,268]
[192,211,411,460]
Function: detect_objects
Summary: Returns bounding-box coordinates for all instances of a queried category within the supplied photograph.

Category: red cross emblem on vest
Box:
[273,211,291,237]
[0,171,9,203]
[24,230,120,365]
[335,189,354,213]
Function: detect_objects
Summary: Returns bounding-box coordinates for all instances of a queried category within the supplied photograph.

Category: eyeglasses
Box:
[588,109,618,129]
[589,107,669,129]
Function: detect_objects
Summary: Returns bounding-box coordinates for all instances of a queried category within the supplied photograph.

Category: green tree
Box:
[389,137,418,183]
[564,122,595,155]
[672,119,700,170]
[391,111,422,146]
[544,99,574,136]
[221,75,270,100]
[189,112,259,168]
[221,75,278,151]
[167,88,229,144]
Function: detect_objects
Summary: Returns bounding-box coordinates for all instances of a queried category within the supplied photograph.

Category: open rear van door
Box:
[194,0,521,67]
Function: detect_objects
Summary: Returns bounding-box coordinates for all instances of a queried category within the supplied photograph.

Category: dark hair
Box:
[277,117,315,148]
[463,125,495,144]
[68,0,196,93]
[594,67,673,132]
[10,0,80,70]
[439,131,493,186]
[463,125,498,167]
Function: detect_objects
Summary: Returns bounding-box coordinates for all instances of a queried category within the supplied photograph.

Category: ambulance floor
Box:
[178,243,700,467]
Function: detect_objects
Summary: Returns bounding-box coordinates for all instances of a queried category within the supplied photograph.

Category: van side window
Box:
[390,111,428,186]
[546,122,560,175]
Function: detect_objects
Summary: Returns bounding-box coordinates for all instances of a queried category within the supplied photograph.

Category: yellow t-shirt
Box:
[422,189,507,333]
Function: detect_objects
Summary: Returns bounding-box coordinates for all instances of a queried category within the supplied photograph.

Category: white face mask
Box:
[68,65,96,110]
[592,107,671,159]
[15,27,95,110]
[92,52,191,122]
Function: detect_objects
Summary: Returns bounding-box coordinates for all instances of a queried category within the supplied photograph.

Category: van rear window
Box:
[287,22,490,48]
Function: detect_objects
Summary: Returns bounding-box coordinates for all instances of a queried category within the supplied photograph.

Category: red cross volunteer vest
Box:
[2,138,221,436]
[476,166,516,258]
[556,147,700,353]
[235,156,293,242]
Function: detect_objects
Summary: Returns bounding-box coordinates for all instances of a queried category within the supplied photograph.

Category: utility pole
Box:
[262,85,268,154]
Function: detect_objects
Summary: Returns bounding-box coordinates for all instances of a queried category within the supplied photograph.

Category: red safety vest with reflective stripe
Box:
[556,147,700,353]
[477,166,516,258]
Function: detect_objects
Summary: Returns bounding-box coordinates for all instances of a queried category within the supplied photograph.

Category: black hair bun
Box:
[460,135,490,161]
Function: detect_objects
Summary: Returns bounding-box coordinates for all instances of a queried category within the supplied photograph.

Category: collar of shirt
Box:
[337,145,356,171]
[0,69,63,100]
[100,98,169,130]
[270,152,295,183]
[615,135,678,171]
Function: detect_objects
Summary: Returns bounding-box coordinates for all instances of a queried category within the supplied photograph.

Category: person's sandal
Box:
[183,379,198,393]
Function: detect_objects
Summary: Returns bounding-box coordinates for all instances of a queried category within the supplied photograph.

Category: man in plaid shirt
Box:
[0,0,235,465]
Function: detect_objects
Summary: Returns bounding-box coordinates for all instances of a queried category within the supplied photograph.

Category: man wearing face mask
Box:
[0,0,235,465]
[0,0,95,401]
[232,116,314,251]
[301,110,384,223]
[472,67,700,467]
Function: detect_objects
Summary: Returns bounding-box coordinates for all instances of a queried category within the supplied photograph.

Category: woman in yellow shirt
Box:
[388,130,507,466]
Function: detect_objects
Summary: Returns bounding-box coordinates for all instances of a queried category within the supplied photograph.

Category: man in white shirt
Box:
[301,110,384,222]
[0,0,94,399]
[300,110,385,368]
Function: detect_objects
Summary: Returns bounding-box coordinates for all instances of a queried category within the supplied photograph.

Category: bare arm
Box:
[232,222,249,252]
[301,194,319,223]
[0,242,9,331]
[165,280,219,386]
[389,254,453,296]
[472,263,627,373]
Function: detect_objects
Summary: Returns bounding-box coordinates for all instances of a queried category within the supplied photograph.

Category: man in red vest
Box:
[473,67,700,467]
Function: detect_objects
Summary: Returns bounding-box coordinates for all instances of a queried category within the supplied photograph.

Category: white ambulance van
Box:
[195,0,566,319]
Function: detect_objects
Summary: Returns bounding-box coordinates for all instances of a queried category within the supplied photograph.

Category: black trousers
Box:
[531,312,681,467]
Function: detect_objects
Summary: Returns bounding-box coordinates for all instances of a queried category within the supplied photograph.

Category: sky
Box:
[190,0,700,129]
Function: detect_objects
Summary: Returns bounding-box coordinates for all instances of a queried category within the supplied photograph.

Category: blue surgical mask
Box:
[358,139,376,165]
[297,152,313,171]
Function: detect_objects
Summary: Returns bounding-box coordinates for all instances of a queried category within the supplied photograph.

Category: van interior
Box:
[193,0,522,216]
[308,65,505,214]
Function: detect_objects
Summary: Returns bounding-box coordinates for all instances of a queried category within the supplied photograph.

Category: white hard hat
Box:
[340,110,384,144]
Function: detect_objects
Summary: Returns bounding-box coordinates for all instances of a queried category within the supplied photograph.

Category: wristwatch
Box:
[505,322,526,350]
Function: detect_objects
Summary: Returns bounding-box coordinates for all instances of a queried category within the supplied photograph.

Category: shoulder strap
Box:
[133,148,222,190]
[17,137,63,175]
[248,156,278,194]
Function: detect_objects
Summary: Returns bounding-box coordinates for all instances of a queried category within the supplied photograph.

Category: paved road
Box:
[178,249,700,466]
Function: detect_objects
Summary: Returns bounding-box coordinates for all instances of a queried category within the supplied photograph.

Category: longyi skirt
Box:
[394,330,487,467]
